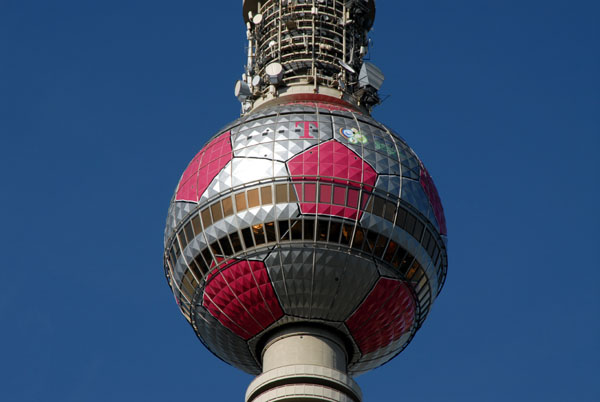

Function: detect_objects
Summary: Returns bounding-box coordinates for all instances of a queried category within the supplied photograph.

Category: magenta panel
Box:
[419,164,447,235]
[304,183,317,202]
[175,132,232,202]
[333,186,346,205]
[319,184,332,203]
[287,140,377,220]
[203,260,284,340]
[345,278,415,355]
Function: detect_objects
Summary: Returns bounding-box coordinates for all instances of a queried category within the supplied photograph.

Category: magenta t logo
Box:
[295,121,318,139]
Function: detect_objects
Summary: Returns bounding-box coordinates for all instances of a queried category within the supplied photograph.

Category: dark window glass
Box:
[384,241,398,262]
[317,219,329,241]
[365,230,378,253]
[219,237,233,256]
[435,249,443,268]
[406,260,421,280]
[329,221,341,243]
[188,260,203,281]
[222,197,234,217]
[202,248,213,269]
[432,247,440,265]
[422,230,432,251]
[252,224,266,245]
[247,189,260,208]
[184,222,194,243]
[261,186,273,205]
[352,227,365,250]
[182,277,194,301]
[340,223,353,245]
[211,203,223,222]
[372,196,385,217]
[413,268,425,285]
[392,246,407,269]
[290,220,302,240]
[363,196,374,214]
[191,215,202,235]
[177,232,187,252]
[374,235,387,258]
[241,227,254,248]
[276,184,288,203]
[398,255,413,276]
[184,272,198,290]
[229,232,244,252]
[404,213,416,235]
[279,220,290,241]
[384,201,396,222]
[173,238,181,257]
[201,208,212,227]
[169,249,177,266]
[210,241,223,256]
[304,218,315,240]
[413,220,424,241]
[265,222,277,242]
[437,264,444,282]
[235,192,247,211]
[194,254,208,275]
[396,207,407,228]
[427,236,436,256]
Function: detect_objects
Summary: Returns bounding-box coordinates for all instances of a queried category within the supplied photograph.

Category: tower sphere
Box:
[163,1,447,399]
[164,100,447,374]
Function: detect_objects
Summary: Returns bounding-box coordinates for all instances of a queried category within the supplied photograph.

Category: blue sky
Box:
[1,1,598,401]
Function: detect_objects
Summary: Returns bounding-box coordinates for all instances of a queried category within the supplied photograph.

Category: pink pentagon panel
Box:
[175,132,232,202]
[287,140,377,220]
[419,164,447,235]
[203,260,284,340]
[345,278,415,355]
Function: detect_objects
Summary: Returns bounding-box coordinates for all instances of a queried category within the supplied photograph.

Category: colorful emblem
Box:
[340,128,368,144]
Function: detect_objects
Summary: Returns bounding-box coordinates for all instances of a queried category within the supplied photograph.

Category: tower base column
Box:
[245,326,362,402]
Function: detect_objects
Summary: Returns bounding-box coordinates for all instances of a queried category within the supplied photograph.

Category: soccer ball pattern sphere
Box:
[163,101,447,375]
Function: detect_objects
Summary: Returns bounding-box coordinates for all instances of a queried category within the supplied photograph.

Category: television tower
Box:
[163,1,448,401]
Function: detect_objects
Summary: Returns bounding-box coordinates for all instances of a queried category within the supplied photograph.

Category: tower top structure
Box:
[163,2,448,400]
[236,0,384,114]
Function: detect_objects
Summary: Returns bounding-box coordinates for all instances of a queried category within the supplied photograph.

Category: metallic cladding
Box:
[164,102,447,375]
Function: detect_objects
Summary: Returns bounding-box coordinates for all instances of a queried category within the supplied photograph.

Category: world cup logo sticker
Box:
[340,128,368,144]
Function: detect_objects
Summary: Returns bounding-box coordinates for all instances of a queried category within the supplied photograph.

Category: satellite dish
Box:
[252,75,262,87]
[339,60,356,74]
[252,13,263,25]
[266,62,284,84]
[234,80,252,101]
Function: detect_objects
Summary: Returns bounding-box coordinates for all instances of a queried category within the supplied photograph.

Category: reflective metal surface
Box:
[164,101,448,375]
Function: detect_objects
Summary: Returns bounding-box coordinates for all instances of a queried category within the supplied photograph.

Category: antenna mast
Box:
[236,0,384,114]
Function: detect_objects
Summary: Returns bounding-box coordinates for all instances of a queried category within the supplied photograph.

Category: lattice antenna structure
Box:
[163,2,448,401]
[236,0,384,114]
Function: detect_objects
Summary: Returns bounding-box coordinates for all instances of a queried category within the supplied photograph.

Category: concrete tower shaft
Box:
[246,326,362,402]
[237,0,383,113]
